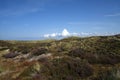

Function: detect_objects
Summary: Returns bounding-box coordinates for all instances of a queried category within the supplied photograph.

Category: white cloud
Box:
[44,29,69,38]
[43,33,60,38]
[51,33,58,37]
[44,34,50,38]
[43,29,94,38]
[43,29,118,38]
[44,29,71,38]
[62,29,70,37]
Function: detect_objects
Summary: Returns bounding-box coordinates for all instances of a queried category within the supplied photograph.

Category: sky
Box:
[0,0,120,40]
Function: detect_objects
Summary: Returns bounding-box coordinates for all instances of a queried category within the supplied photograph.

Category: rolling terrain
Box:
[0,34,120,80]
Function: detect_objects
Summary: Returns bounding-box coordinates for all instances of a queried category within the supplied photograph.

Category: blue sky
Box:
[0,0,120,40]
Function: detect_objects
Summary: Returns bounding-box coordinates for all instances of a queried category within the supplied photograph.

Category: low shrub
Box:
[31,47,48,56]
[39,57,94,80]
[2,52,19,58]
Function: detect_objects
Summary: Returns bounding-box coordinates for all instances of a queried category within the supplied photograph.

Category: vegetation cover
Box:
[0,34,120,80]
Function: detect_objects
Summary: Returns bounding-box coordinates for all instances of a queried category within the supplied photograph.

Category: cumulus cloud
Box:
[43,33,58,38]
[43,29,93,38]
[62,29,70,37]
[43,29,118,38]
[43,29,70,38]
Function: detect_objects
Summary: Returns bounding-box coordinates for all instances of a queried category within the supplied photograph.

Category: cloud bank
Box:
[44,29,70,38]
[43,29,117,38]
